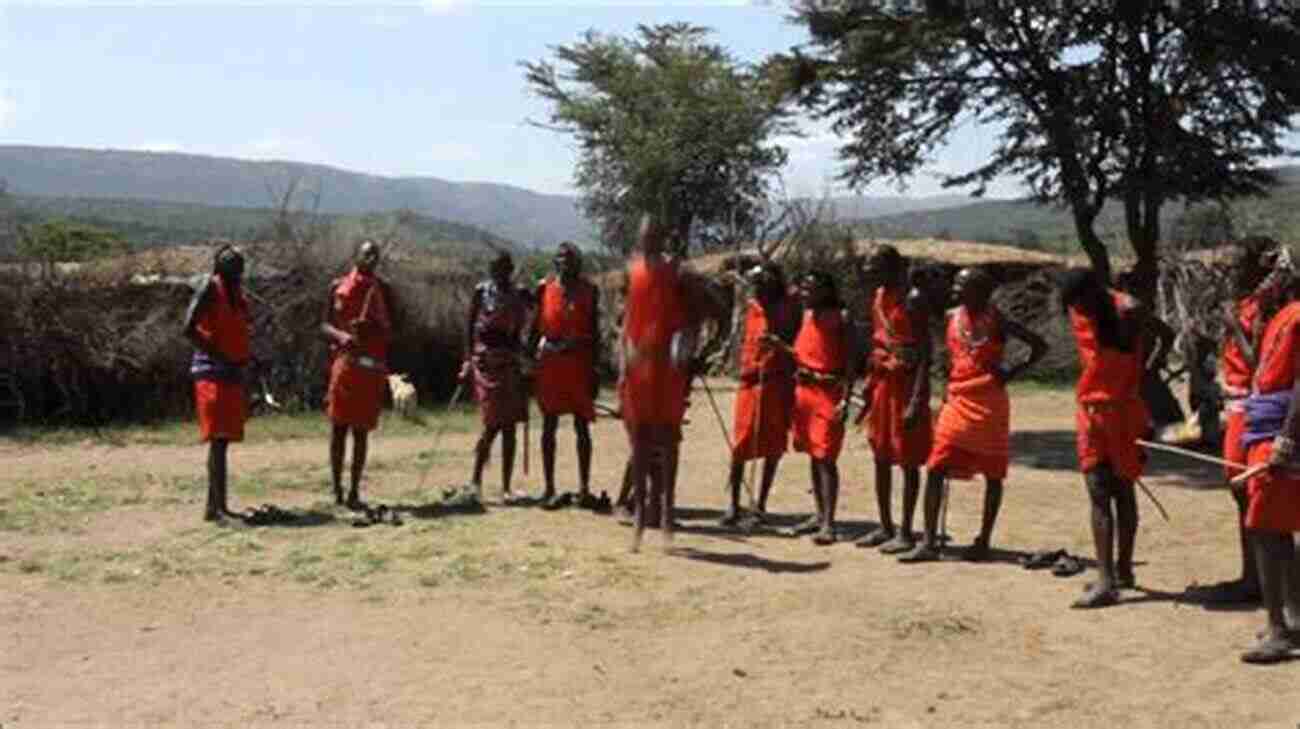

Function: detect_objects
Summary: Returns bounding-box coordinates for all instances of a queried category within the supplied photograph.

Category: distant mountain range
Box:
[0,145,983,248]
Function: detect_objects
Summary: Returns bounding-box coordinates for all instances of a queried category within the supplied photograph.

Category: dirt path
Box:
[2,386,1296,728]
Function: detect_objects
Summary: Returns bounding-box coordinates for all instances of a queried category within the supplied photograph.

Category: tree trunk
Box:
[1123,189,1162,308]
[1071,206,1111,284]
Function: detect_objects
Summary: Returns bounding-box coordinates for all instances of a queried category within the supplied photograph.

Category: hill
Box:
[860,165,1300,253]
[0,194,521,261]
[0,146,980,250]
[0,145,588,248]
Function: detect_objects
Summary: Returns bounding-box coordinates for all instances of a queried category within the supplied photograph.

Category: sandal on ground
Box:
[785,514,821,537]
[811,528,836,546]
[540,492,571,511]
[1240,634,1297,665]
[1022,549,1066,570]
[897,543,941,563]
[854,527,894,548]
[1051,555,1085,578]
[717,511,742,528]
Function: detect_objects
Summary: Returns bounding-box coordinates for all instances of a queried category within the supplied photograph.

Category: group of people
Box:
[182,221,1300,664]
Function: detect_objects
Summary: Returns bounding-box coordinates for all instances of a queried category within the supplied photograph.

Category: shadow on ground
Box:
[669,546,831,574]
[1010,429,1221,487]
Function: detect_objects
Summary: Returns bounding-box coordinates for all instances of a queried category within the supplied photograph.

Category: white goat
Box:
[388,373,418,417]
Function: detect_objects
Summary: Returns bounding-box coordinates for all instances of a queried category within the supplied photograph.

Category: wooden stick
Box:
[1135,439,1247,471]
[1229,462,1270,486]
[1134,478,1171,523]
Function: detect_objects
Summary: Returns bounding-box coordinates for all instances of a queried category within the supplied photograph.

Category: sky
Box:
[0,1,1081,201]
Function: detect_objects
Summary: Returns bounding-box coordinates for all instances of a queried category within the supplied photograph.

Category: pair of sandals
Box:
[541,490,612,513]
[1021,549,1085,577]
[853,527,915,555]
[351,503,403,528]
[241,504,300,526]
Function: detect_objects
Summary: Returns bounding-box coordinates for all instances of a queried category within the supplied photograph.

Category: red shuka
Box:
[193,274,250,442]
[1222,294,1261,479]
[326,269,392,431]
[1245,301,1300,533]
[534,276,597,421]
[865,287,932,467]
[791,308,848,461]
[927,306,1010,480]
[1068,290,1150,482]
[732,298,795,461]
[621,254,689,432]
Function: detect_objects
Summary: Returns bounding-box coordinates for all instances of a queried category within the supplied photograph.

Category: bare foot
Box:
[811,526,836,546]
[1240,629,1297,664]
[878,533,915,555]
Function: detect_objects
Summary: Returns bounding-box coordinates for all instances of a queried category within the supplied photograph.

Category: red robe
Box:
[1069,290,1150,482]
[471,280,529,428]
[1245,301,1300,533]
[732,298,795,461]
[192,274,251,443]
[927,306,1010,480]
[865,287,932,467]
[620,253,689,442]
[1221,294,1261,479]
[534,276,597,421]
[326,268,392,431]
[791,308,848,461]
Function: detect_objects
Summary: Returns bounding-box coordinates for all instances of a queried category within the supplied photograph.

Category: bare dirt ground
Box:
[2,384,1297,728]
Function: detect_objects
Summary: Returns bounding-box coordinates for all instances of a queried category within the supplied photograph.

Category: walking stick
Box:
[1134,478,1171,523]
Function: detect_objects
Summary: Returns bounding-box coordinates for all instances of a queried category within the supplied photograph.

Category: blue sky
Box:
[0,2,1093,201]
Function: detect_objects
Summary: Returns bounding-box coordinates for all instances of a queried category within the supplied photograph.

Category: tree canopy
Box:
[772,0,1300,284]
[523,22,795,254]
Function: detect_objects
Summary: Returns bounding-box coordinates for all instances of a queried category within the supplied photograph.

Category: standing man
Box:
[790,270,858,545]
[620,215,724,552]
[465,252,533,503]
[898,268,1048,563]
[721,262,798,526]
[1061,269,1168,609]
[320,240,394,508]
[856,245,933,554]
[1199,236,1279,604]
[1239,249,1300,662]
[531,242,601,508]
[184,245,252,522]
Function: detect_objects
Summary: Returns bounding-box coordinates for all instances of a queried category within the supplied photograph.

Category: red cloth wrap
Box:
[472,283,528,428]
[1243,301,1300,533]
[732,299,795,461]
[620,254,689,433]
[195,380,246,443]
[326,269,391,431]
[791,309,847,461]
[866,287,931,466]
[1068,291,1149,480]
[534,277,597,420]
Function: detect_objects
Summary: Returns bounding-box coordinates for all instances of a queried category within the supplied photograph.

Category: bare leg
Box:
[471,426,500,497]
[965,478,1004,560]
[329,425,347,504]
[205,439,229,521]
[540,414,559,501]
[574,418,593,496]
[661,442,679,548]
[812,459,839,545]
[500,424,517,497]
[721,460,744,526]
[1204,488,1263,603]
[1242,531,1299,663]
[1074,467,1119,609]
[857,460,895,546]
[1114,478,1139,588]
[880,467,920,554]
[347,428,368,507]
[899,469,944,562]
[630,442,650,552]
[757,456,780,515]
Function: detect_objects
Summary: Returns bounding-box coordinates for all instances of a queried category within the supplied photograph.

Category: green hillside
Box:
[0,194,521,261]
[860,165,1300,253]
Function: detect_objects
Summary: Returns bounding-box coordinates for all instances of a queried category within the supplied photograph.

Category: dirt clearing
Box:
[2,385,1295,728]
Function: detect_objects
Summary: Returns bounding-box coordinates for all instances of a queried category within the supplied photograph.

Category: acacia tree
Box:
[772,0,1300,286]
[523,22,795,254]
